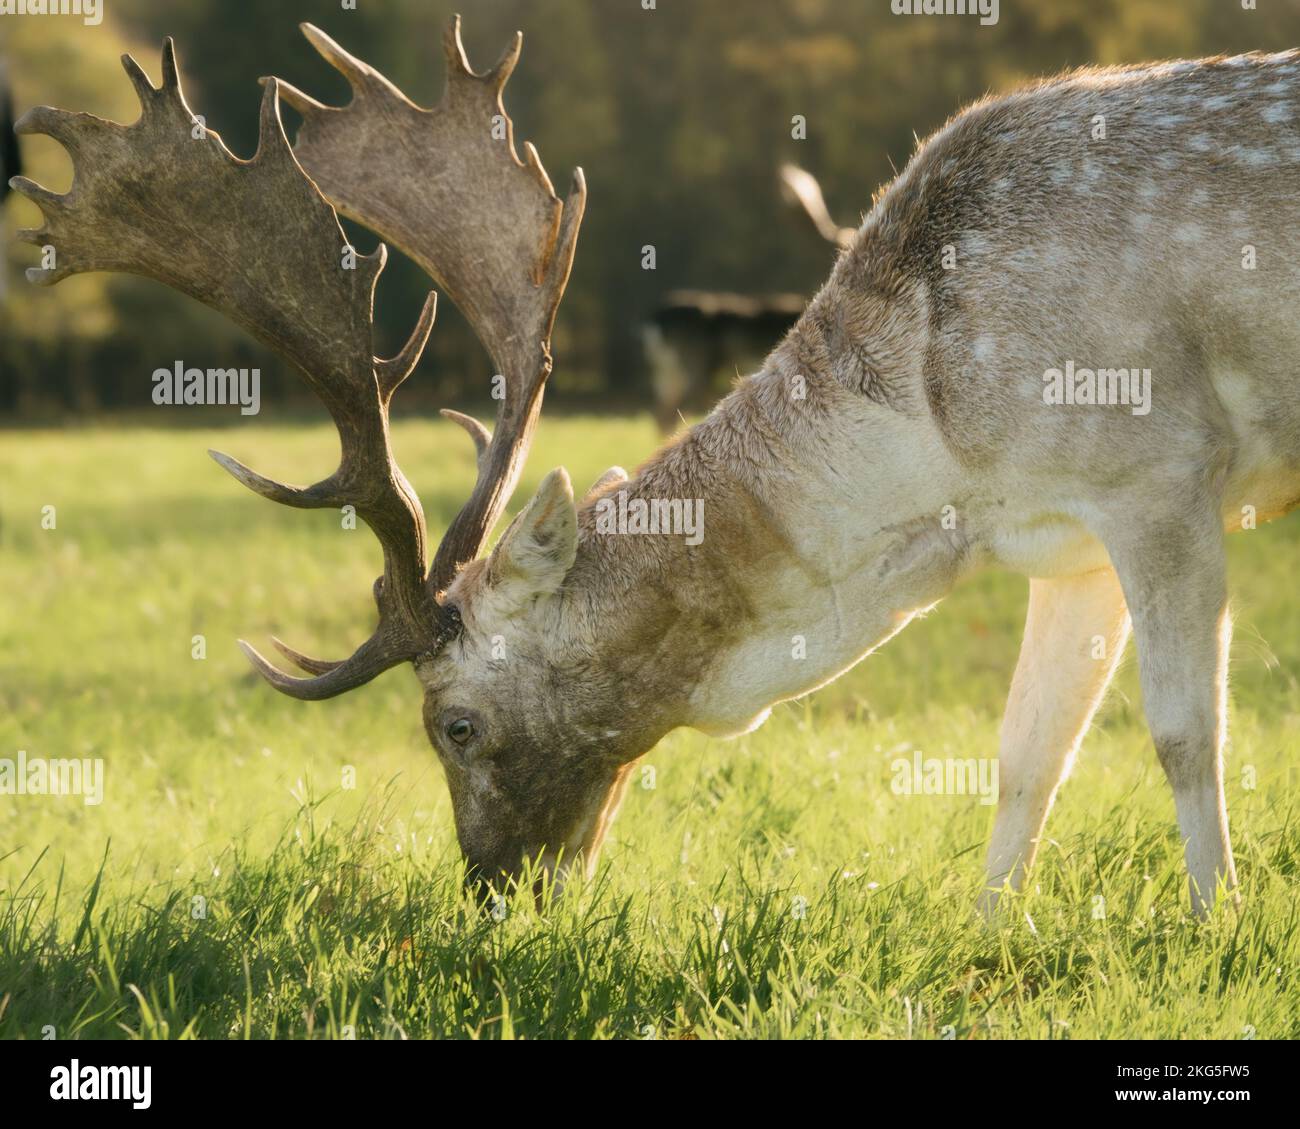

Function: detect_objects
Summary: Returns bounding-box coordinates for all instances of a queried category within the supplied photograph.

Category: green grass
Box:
[1,413,1297,1039]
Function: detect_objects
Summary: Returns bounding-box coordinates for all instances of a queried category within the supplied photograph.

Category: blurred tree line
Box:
[4,0,1300,420]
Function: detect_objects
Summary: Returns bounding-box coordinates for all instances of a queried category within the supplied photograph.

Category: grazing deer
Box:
[18,24,1294,915]
[645,164,852,431]
[644,289,806,431]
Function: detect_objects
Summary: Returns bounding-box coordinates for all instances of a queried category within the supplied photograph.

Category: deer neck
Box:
[565,323,977,741]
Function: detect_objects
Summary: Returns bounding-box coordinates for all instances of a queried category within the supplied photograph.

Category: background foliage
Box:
[6,0,1300,416]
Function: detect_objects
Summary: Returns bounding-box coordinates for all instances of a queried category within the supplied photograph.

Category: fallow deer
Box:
[17,23,1293,914]
[644,288,806,431]
[644,164,852,431]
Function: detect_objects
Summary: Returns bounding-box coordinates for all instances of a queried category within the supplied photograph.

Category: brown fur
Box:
[424,51,1300,907]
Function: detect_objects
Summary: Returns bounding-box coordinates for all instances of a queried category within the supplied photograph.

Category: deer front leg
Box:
[979,568,1130,916]
[1106,513,1238,914]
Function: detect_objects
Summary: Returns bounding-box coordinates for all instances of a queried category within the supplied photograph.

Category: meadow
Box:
[0,414,1297,1039]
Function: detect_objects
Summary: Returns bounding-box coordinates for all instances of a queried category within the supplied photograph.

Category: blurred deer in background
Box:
[19,22,1292,915]
[644,164,854,431]
[644,288,804,432]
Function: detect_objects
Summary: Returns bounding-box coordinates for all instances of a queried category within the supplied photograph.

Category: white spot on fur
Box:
[1041,241,1070,269]
[1235,147,1277,166]
[1004,246,1039,271]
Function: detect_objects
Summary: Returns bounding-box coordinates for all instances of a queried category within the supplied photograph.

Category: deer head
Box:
[11,21,669,897]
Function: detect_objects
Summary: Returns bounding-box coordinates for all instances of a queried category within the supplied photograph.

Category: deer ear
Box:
[584,465,628,501]
[485,468,578,602]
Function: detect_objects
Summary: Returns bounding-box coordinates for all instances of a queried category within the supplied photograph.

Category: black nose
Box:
[463,864,514,916]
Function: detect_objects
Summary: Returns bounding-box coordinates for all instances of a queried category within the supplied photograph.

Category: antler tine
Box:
[486,31,524,95]
[300,21,406,100]
[377,289,439,398]
[440,409,492,466]
[238,635,397,701]
[271,636,343,676]
[120,49,162,106]
[14,41,450,699]
[279,19,587,593]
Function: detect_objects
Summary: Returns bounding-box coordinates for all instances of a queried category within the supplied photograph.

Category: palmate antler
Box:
[12,21,584,699]
[275,19,586,592]
[13,42,445,698]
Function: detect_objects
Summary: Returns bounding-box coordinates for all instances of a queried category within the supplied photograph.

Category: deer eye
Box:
[446,718,475,746]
